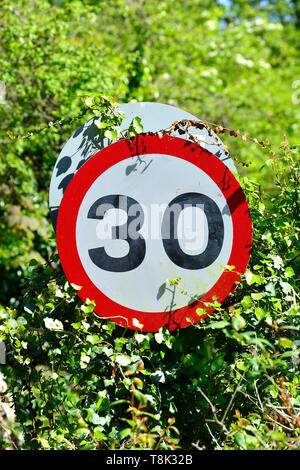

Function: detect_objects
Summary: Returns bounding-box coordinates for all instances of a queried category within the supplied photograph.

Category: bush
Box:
[0,138,299,450]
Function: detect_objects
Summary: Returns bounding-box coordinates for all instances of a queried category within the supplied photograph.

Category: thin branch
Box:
[254,380,264,412]
[221,371,246,425]
[197,386,228,432]
[205,423,222,450]
[0,422,19,450]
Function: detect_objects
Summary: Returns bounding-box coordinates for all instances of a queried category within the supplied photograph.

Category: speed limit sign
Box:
[56,135,252,331]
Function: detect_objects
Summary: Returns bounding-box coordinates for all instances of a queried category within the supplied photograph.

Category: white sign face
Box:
[56,135,252,332]
[76,154,233,312]
[49,102,236,230]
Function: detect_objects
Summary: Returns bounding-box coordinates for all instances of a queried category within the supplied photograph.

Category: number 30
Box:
[87,193,224,272]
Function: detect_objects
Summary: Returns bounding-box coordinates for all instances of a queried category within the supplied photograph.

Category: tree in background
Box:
[0,0,299,450]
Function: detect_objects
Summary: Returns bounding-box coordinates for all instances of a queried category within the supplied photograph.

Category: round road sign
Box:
[56,135,252,332]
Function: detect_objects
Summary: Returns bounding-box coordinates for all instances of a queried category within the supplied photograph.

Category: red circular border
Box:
[56,135,252,332]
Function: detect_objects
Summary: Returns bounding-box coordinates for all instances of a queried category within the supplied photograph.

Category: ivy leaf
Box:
[254,307,266,321]
[234,432,246,450]
[251,293,263,300]
[91,413,107,426]
[271,255,283,270]
[104,128,118,140]
[245,271,263,285]
[154,332,164,344]
[118,428,132,440]
[150,370,166,383]
[285,267,295,278]
[115,354,131,366]
[44,318,64,331]
[280,282,293,295]
[71,283,82,291]
[94,428,106,441]
[135,334,147,343]
[94,119,111,129]
[29,259,38,267]
[131,116,144,134]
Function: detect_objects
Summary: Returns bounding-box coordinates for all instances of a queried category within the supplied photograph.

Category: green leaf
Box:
[236,360,247,371]
[94,119,111,129]
[118,428,132,440]
[234,432,246,450]
[246,272,263,286]
[71,283,82,291]
[183,354,195,367]
[232,316,246,331]
[154,332,164,344]
[280,282,293,295]
[91,413,107,425]
[44,317,64,331]
[29,259,38,266]
[169,402,178,414]
[38,438,51,449]
[285,267,295,277]
[132,389,148,405]
[115,354,131,366]
[245,271,254,285]
[241,295,252,308]
[271,255,283,270]
[94,428,106,441]
[135,333,147,343]
[211,354,226,373]
[208,320,229,329]
[87,334,99,345]
[254,307,266,321]
[150,370,165,383]
[133,377,143,389]
[104,129,118,140]
[251,292,263,300]
[279,338,293,348]
[131,116,144,134]
[110,400,131,407]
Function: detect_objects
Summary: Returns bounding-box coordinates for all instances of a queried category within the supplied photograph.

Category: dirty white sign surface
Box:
[56,135,252,332]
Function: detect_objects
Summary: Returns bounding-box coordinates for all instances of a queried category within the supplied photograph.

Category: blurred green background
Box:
[0,0,299,305]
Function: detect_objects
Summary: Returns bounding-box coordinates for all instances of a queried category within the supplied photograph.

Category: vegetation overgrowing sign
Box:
[49,102,237,230]
[56,135,252,331]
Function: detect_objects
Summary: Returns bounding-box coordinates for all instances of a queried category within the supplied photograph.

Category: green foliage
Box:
[1,144,299,450]
[1,0,300,302]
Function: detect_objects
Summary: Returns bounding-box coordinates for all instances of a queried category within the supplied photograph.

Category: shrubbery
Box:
[1,139,299,450]
[0,0,299,451]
